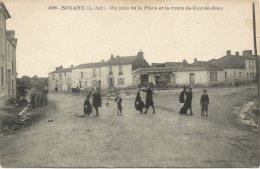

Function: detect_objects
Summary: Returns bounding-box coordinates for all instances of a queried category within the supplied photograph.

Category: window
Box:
[109,65,113,75]
[1,66,3,86]
[210,72,217,81]
[59,74,61,79]
[119,66,123,74]
[52,74,55,80]
[249,61,251,68]
[118,78,125,85]
[234,71,236,80]
[164,75,170,82]
[64,72,66,76]
[252,61,255,68]
[79,81,81,88]
[68,78,70,83]
[93,68,96,77]
[0,28,3,53]
[247,73,249,80]
[81,72,83,78]
[85,81,87,87]
[12,62,14,75]
[239,72,241,78]
[92,80,97,87]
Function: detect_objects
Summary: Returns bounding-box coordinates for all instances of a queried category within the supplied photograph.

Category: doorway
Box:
[189,73,195,86]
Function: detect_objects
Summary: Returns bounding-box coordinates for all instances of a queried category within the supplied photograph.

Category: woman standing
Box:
[135,88,145,114]
[92,88,102,117]
[84,91,92,116]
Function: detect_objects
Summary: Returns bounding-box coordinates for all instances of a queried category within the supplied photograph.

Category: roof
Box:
[106,56,138,65]
[49,68,72,74]
[0,2,11,19]
[165,62,184,67]
[208,55,247,69]
[133,63,222,74]
[74,62,106,69]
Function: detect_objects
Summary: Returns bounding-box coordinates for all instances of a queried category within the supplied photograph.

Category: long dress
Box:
[84,95,92,116]
[93,92,101,108]
[135,92,144,111]
[144,88,154,108]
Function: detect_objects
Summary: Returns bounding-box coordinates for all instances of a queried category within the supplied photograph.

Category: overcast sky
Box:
[2,0,259,77]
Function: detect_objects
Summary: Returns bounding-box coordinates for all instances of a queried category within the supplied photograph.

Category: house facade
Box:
[133,62,224,87]
[71,62,105,90]
[0,2,17,107]
[48,65,73,92]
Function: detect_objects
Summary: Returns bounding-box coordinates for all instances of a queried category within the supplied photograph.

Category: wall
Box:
[49,71,72,92]
[245,59,256,81]
[71,68,101,90]
[0,10,7,107]
[223,68,247,83]
[174,71,208,86]
[101,64,132,89]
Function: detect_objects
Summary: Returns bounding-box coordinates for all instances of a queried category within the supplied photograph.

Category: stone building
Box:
[48,65,73,92]
[0,2,17,107]
[49,50,150,91]
[71,62,106,90]
[101,50,149,89]
[208,50,257,83]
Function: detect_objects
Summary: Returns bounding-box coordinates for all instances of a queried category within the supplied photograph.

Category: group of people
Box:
[179,86,210,116]
[83,85,209,117]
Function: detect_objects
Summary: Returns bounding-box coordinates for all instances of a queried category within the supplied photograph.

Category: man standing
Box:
[200,89,209,116]
[92,88,101,117]
[143,85,155,114]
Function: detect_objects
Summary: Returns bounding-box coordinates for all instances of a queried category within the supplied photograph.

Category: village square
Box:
[0,0,259,168]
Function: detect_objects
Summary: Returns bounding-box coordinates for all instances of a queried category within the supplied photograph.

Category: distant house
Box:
[102,50,149,89]
[71,61,106,90]
[133,59,223,87]
[48,65,73,92]
[207,50,257,83]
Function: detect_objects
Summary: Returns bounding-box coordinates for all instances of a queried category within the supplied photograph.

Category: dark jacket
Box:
[200,94,209,104]
[143,88,153,106]
[135,92,144,111]
[115,96,122,110]
[93,92,101,107]
[179,91,185,103]
[84,95,92,115]
[184,92,192,108]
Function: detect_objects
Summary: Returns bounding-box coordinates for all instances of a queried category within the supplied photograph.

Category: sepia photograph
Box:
[0,0,259,168]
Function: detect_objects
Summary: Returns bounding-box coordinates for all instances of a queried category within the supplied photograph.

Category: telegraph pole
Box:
[253,2,260,106]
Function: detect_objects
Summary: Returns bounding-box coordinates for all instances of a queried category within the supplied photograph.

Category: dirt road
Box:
[0,85,259,167]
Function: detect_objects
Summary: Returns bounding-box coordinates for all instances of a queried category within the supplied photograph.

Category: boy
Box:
[200,89,209,116]
[115,92,123,115]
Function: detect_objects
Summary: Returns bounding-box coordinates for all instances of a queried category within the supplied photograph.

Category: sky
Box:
[2,0,260,77]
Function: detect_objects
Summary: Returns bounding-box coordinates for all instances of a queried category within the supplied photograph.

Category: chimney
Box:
[101,59,104,62]
[60,65,63,69]
[116,55,120,58]
[111,54,114,59]
[138,49,144,58]
[226,50,231,56]
[235,51,239,56]
[242,50,253,56]
[55,67,58,71]
[71,65,73,69]
[183,59,187,64]
[194,58,198,63]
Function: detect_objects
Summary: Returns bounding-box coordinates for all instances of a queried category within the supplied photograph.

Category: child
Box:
[115,92,123,115]
[84,92,92,116]
[200,89,209,116]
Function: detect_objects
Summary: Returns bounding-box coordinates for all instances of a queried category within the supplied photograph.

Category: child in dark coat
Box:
[200,89,209,116]
[115,92,123,115]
